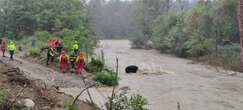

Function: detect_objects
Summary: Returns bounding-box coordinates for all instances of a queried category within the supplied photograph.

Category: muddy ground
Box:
[0,61,95,110]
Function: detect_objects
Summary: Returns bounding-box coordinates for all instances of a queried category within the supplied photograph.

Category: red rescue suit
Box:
[1,41,6,57]
[59,52,70,73]
[76,53,85,75]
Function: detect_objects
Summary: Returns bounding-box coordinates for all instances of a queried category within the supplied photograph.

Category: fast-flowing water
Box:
[96,40,243,110]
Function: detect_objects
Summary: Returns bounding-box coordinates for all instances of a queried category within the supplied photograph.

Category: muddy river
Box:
[95,40,243,110]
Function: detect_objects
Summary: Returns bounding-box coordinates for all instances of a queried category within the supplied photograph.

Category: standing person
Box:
[8,41,16,60]
[56,40,63,55]
[70,50,78,71]
[46,47,57,66]
[72,41,79,53]
[50,37,58,49]
[59,51,70,73]
[31,38,36,47]
[1,40,7,57]
[76,52,85,75]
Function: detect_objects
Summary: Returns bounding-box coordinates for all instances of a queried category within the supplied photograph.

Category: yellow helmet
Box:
[74,41,78,44]
[9,41,14,44]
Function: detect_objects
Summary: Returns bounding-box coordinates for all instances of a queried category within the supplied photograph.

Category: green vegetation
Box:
[0,0,89,37]
[4,0,97,59]
[93,71,118,86]
[27,46,41,57]
[152,0,238,57]
[106,88,148,110]
[0,90,9,105]
[89,55,118,87]
[68,104,79,110]
[131,0,241,71]
[0,0,95,56]
[85,56,105,73]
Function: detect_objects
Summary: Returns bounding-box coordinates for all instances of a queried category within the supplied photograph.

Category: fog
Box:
[88,0,197,39]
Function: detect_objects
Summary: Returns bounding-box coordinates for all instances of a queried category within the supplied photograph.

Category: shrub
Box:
[198,55,243,72]
[68,104,79,110]
[218,43,240,57]
[129,94,148,110]
[0,90,9,105]
[34,31,50,42]
[106,89,148,110]
[93,71,118,86]
[28,47,41,57]
[86,57,105,73]
[131,36,149,49]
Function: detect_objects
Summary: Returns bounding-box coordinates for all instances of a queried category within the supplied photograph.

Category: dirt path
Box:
[1,56,85,88]
[1,54,109,109]
[96,40,243,110]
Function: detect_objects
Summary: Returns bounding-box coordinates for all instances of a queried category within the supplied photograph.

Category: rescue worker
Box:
[72,41,79,53]
[50,37,58,49]
[46,47,57,66]
[1,40,7,57]
[76,52,85,75]
[56,40,63,55]
[59,51,70,73]
[1,40,6,57]
[8,41,16,60]
[31,38,36,47]
[70,50,78,70]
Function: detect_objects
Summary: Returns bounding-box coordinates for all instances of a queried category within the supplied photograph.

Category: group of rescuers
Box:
[47,37,86,75]
[0,36,86,75]
[0,39,16,60]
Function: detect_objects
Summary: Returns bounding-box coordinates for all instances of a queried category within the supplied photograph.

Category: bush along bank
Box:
[149,0,241,72]
[85,55,119,87]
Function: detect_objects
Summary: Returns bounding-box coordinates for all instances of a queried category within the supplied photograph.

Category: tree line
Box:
[136,0,240,71]
[0,0,90,38]
[88,0,241,71]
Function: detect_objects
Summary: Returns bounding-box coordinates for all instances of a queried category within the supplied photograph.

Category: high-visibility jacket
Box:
[8,42,16,51]
[48,48,57,57]
[72,43,78,50]
[72,41,78,50]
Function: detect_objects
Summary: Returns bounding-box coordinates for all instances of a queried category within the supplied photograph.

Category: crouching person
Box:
[46,47,57,66]
[60,51,70,73]
[76,52,85,76]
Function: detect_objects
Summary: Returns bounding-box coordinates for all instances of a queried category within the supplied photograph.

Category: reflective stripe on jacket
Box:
[8,43,16,51]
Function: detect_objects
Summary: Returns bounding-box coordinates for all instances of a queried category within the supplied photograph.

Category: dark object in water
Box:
[125,65,138,73]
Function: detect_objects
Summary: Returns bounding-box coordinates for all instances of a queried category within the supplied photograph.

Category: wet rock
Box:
[41,106,51,110]
[23,99,35,108]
